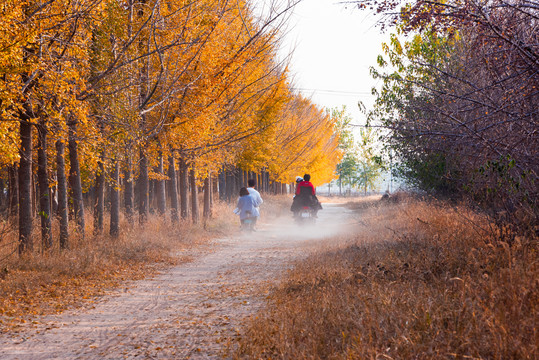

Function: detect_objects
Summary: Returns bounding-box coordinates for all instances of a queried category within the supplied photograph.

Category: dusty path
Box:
[0,204,354,359]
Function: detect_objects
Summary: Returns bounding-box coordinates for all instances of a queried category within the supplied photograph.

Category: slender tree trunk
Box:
[211,176,218,206]
[137,0,150,220]
[124,154,134,224]
[138,148,149,223]
[68,120,85,238]
[176,168,181,202]
[19,120,33,253]
[110,159,120,237]
[238,168,244,189]
[0,178,4,212]
[190,168,199,224]
[148,179,155,213]
[156,152,166,215]
[168,155,179,223]
[218,171,225,200]
[226,170,234,202]
[51,185,58,215]
[179,157,189,219]
[9,165,18,218]
[257,173,261,194]
[37,124,52,250]
[94,153,105,235]
[203,175,211,219]
[56,140,69,249]
[32,173,37,218]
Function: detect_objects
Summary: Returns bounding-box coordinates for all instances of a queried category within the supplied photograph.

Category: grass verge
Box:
[0,200,239,333]
[233,197,538,359]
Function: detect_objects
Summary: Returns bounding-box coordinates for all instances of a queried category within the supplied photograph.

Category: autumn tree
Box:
[0,0,349,256]
[360,0,538,230]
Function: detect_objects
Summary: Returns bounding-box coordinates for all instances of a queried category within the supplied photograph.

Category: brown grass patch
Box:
[0,200,238,333]
[233,199,538,359]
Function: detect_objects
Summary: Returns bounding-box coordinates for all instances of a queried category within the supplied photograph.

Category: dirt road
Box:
[0,204,354,359]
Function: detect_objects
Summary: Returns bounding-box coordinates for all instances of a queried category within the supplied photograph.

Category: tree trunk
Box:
[179,157,189,219]
[149,179,155,213]
[190,168,199,224]
[110,159,120,237]
[168,155,179,223]
[124,155,134,224]
[18,120,33,253]
[218,171,225,200]
[138,148,149,223]
[51,185,58,215]
[226,170,234,202]
[156,152,166,215]
[94,153,105,235]
[8,165,18,218]
[212,176,218,205]
[32,173,37,218]
[0,178,4,212]
[68,120,85,238]
[203,175,211,219]
[37,124,52,250]
[238,168,244,189]
[56,140,69,249]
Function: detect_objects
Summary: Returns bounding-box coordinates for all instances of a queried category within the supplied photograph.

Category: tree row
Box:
[0,0,343,253]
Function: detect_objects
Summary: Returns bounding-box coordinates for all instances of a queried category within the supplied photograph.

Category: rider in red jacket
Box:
[292,174,322,217]
[295,174,315,196]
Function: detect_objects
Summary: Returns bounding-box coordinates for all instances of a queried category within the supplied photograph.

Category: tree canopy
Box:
[0,0,345,252]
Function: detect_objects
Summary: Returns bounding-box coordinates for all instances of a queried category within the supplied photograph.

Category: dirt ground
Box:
[0,204,355,359]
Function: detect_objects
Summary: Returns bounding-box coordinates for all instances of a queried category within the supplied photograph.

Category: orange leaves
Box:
[261,94,343,185]
[0,0,339,193]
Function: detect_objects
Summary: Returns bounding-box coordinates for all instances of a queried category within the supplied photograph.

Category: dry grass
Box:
[0,194,293,333]
[0,199,238,333]
[260,194,293,219]
[233,197,538,359]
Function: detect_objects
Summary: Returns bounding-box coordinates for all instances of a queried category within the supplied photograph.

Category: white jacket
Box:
[247,187,263,217]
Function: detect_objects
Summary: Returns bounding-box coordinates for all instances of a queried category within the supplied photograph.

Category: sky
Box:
[253,0,395,191]
[260,0,390,126]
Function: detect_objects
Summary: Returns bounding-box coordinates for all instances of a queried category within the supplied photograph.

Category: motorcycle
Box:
[241,214,255,232]
[294,206,316,225]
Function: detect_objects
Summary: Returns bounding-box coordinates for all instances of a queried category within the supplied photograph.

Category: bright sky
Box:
[268,0,389,125]
[254,0,395,191]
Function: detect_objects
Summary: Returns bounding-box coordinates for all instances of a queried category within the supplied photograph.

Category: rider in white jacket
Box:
[246,178,263,229]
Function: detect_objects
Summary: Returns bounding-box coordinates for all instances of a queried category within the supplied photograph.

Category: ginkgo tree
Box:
[0,0,349,255]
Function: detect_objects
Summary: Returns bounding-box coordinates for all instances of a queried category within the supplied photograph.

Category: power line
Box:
[291,88,373,96]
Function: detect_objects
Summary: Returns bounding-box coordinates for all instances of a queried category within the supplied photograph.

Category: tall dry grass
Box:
[0,194,292,332]
[0,199,238,332]
[233,197,538,359]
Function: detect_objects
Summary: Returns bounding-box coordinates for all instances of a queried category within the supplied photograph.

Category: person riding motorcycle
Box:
[291,174,322,217]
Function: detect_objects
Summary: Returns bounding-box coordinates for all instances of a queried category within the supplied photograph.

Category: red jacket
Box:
[296,180,315,196]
